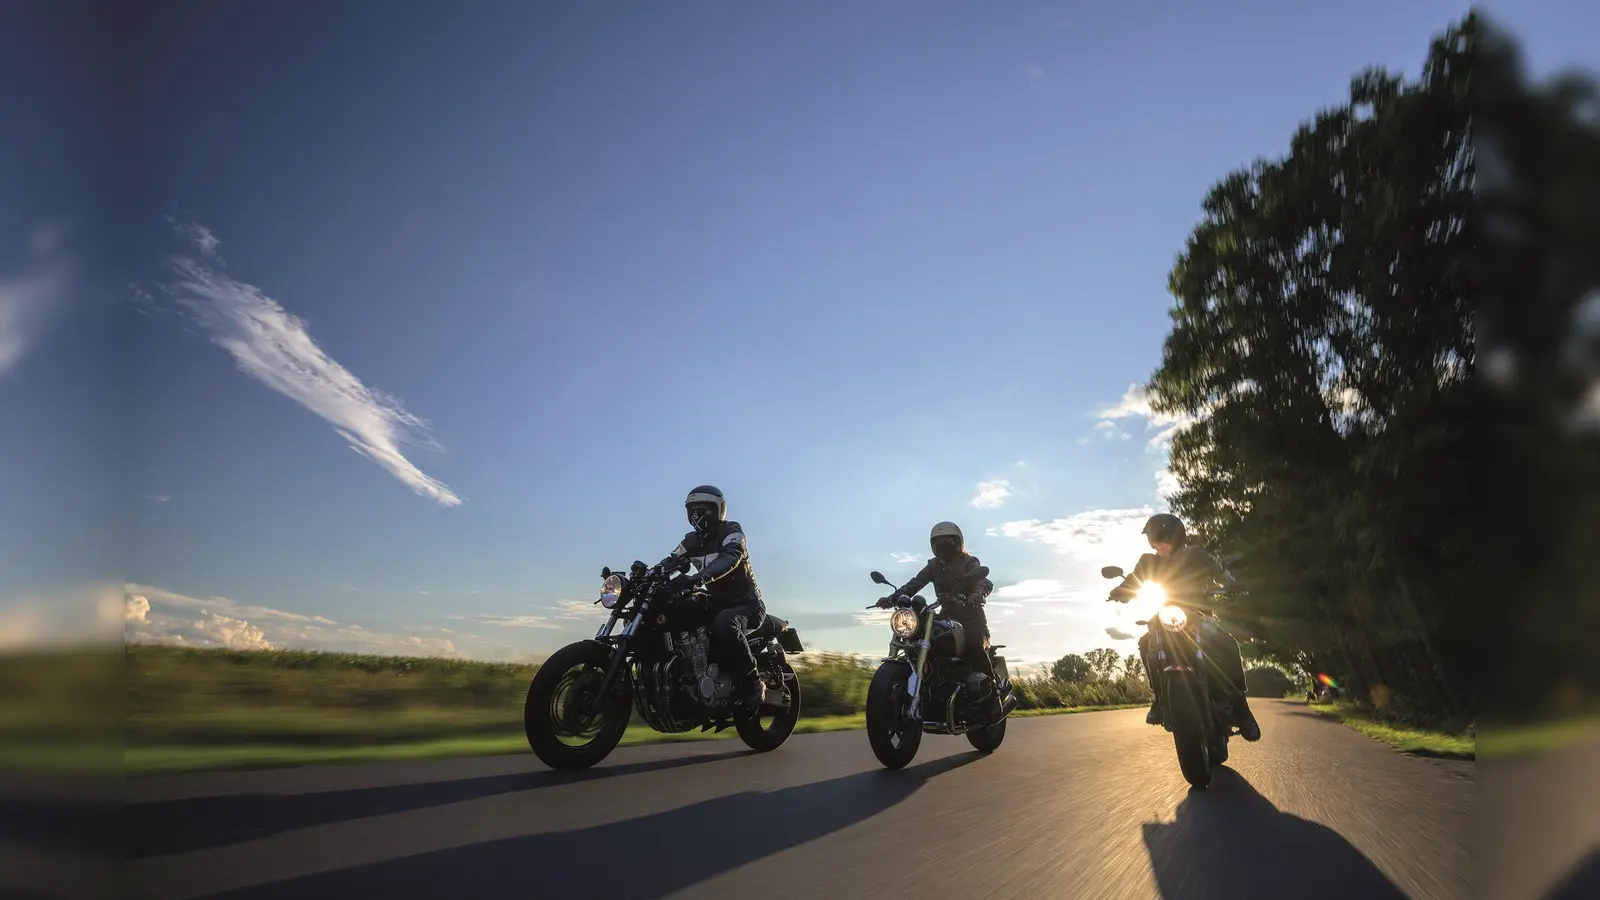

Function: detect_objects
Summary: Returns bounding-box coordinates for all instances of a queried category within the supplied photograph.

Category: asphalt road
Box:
[123,700,1481,900]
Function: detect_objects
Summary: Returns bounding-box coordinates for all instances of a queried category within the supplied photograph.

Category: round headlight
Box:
[890,608,920,638]
[599,574,624,608]
[1157,604,1188,631]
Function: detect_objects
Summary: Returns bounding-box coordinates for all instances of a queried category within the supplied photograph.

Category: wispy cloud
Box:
[1026,63,1047,90]
[142,493,172,503]
[990,579,1097,604]
[0,225,70,379]
[156,222,462,506]
[125,583,459,656]
[448,614,560,630]
[970,479,1013,509]
[1155,468,1181,500]
[889,552,924,565]
[1094,384,1195,449]
[1105,627,1136,641]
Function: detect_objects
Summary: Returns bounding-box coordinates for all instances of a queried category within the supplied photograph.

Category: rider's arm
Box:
[694,522,748,589]
[1109,553,1157,603]
[897,561,934,599]
[962,555,994,601]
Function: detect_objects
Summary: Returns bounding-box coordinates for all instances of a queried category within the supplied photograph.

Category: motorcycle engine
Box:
[679,627,732,706]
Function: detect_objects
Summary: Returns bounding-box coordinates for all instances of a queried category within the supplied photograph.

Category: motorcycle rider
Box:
[877,521,1007,721]
[659,485,768,713]
[1108,513,1262,742]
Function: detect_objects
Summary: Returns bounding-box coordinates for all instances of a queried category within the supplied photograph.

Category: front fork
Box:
[582,604,646,717]
[902,615,936,721]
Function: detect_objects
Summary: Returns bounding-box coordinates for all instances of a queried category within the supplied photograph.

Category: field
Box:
[116,645,1151,773]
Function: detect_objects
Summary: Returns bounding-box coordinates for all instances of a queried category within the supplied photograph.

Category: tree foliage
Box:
[1083,648,1123,681]
[1150,16,1478,725]
[1050,653,1095,684]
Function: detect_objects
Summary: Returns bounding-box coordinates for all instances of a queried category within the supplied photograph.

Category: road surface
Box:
[124,701,1479,900]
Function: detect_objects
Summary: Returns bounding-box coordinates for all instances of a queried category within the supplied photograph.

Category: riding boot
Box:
[1234,694,1262,741]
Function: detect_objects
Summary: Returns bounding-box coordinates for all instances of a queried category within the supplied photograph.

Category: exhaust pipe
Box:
[1001,693,1018,717]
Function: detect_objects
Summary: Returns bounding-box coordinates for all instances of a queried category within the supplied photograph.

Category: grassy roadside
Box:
[125,704,1148,775]
[1306,701,1475,760]
[1476,715,1600,759]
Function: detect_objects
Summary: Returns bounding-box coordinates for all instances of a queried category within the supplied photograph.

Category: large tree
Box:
[1148,16,1477,723]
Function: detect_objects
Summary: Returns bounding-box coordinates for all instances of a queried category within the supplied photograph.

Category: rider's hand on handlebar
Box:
[875,595,896,609]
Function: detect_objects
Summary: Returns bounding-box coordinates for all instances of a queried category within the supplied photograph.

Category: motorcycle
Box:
[861,567,1018,769]
[1099,564,1240,788]
[523,556,807,770]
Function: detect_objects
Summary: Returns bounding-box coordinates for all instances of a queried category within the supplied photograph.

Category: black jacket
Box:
[897,553,994,630]
[663,520,762,608]
[1110,546,1234,611]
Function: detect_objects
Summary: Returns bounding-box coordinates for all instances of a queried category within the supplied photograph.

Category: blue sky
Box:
[3,2,1592,667]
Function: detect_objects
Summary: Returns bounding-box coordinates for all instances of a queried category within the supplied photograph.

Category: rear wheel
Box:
[1167,676,1212,789]
[523,642,632,771]
[735,656,801,751]
[866,663,922,769]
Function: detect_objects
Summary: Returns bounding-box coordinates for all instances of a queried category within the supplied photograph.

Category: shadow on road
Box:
[207,751,984,900]
[1142,767,1406,899]
[1546,849,1600,899]
[128,746,757,858]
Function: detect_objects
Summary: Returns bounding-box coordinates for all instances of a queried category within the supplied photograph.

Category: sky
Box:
[2,1,1593,671]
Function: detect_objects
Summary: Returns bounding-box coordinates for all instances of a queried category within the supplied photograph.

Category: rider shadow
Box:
[127,746,757,858]
[1142,767,1407,900]
[1546,849,1600,899]
[207,751,985,900]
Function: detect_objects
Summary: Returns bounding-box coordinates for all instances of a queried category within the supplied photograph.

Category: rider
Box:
[659,485,767,712]
[1108,513,1262,742]
[877,521,1006,721]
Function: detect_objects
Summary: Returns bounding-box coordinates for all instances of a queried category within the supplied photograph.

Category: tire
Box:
[966,716,1007,753]
[523,641,632,771]
[866,663,922,770]
[1167,676,1212,789]
[736,656,801,752]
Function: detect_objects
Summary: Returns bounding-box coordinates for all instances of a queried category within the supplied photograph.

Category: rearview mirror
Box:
[602,567,612,578]
[870,571,889,585]
[1100,566,1125,580]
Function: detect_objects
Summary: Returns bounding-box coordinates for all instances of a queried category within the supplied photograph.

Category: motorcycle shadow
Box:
[126,745,759,858]
[1141,767,1407,900]
[202,751,985,900]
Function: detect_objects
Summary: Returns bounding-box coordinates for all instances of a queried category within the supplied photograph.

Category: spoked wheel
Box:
[736,656,802,751]
[524,642,631,771]
[1167,677,1213,789]
[866,664,922,769]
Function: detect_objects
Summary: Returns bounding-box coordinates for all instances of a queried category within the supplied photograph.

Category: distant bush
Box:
[1011,675,1152,711]
[1245,665,1296,698]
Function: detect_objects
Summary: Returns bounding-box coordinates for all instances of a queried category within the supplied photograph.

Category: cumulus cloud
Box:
[1155,468,1181,500]
[125,584,459,656]
[890,552,924,565]
[156,222,461,506]
[970,480,1013,509]
[0,224,71,379]
[1105,627,1136,641]
[990,579,1096,605]
[988,507,1155,563]
[1094,384,1195,448]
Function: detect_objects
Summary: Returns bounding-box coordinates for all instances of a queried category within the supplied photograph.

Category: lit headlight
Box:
[889,608,920,638]
[1157,604,1188,631]
[599,574,623,609]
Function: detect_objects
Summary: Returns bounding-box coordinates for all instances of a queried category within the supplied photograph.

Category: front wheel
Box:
[1166,675,1212,789]
[966,716,1007,753]
[735,656,801,752]
[866,663,922,769]
[523,641,632,771]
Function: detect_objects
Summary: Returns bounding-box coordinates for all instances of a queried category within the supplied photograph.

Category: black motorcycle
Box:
[861,568,1018,769]
[523,556,807,770]
[1099,564,1238,788]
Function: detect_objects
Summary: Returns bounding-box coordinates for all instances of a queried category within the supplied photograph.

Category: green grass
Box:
[1307,701,1475,760]
[109,645,1156,774]
[1476,715,1600,759]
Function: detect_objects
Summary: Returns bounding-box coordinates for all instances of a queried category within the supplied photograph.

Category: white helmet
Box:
[930,521,964,560]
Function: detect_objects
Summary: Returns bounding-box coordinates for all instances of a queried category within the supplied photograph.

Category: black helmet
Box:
[685,485,726,537]
[930,521,964,562]
[1142,513,1186,548]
